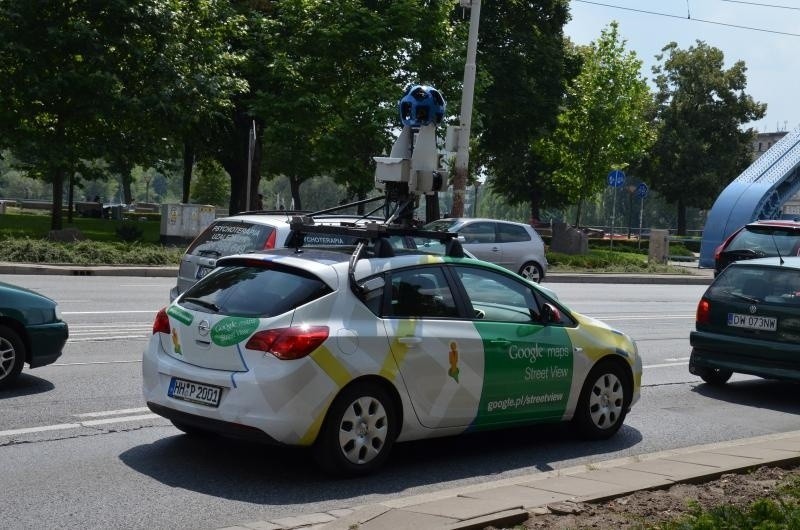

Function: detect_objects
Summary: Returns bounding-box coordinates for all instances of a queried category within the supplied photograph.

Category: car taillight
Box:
[153,307,171,335]
[263,229,277,249]
[696,298,711,325]
[246,326,329,360]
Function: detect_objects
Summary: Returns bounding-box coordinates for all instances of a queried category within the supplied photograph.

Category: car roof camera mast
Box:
[374,85,447,228]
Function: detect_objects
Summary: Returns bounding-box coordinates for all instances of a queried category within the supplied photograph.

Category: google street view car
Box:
[144,220,641,475]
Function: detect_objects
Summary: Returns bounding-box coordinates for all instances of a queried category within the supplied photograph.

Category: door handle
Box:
[398,336,422,346]
[490,338,511,345]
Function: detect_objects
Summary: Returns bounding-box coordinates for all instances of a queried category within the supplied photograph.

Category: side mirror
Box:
[541,302,561,324]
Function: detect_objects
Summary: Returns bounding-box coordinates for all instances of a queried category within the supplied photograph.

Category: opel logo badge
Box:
[198,319,211,336]
[749,305,757,314]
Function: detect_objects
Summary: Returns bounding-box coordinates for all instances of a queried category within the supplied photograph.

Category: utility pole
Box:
[451,0,481,218]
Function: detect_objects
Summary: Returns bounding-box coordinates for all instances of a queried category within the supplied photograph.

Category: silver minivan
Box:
[423,217,548,282]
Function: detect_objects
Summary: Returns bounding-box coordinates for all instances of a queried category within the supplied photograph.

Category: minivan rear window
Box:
[188,221,274,257]
[180,265,332,317]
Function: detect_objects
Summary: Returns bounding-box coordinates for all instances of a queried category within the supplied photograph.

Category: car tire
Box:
[313,381,398,477]
[572,360,630,440]
[700,368,733,386]
[0,325,25,390]
[519,262,543,283]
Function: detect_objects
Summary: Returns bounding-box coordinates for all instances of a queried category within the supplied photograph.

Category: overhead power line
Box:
[720,0,800,11]
[573,0,800,37]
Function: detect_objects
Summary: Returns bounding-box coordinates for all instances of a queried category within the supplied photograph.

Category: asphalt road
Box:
[2,276,799,529]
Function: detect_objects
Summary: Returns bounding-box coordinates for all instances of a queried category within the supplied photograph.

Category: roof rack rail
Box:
[286,215,465,297]
[237,209,310,216]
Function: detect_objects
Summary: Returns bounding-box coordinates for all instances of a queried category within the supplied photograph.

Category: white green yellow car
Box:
[143,239,641,476]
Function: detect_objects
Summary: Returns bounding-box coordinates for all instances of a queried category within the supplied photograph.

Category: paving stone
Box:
[317,505,392,530]
[709,446,799,462]
[404,496,523,520]
[662,451,763,473]
[521,474,635,499]
[459,484,570,509]
[242,522,283,530]
[443,508,529,530]
[325,508,354,518]
[619,458,722,480]
[575,467,673,490]
[334,508,458,529]
[749,439,800,454]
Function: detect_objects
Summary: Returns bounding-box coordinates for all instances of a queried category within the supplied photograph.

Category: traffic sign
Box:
[607,170,625,188]
[636,182,648,199]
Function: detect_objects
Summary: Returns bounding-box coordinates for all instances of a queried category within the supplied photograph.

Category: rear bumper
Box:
[690,330,800,381]
[147,402,282,445]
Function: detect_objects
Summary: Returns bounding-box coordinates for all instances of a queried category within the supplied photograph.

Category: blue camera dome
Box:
[398,85,445,127]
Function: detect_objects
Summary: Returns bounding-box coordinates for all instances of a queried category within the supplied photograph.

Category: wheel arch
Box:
[318,374,405,441]
[0,317,30,364]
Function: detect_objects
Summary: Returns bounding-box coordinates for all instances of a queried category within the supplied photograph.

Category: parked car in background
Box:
[714,220,800,276]
[144,226,640,475]
[0,281,69,389]
[170,212,385,301]
[690,257,800,386]
[423,217,548,282]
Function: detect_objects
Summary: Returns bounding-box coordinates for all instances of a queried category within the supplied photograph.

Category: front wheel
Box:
[0,325,26,390]
[573,360,630,440]
[313,381,398,477]
[519,262,543,283]
[700,368,733,386]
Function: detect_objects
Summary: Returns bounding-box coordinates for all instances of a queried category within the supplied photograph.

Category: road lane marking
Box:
[0,412,161,438]
[63,310,157,315]
[68,335,149,342]
[75,407,150,418]
[52,360,142,366]
[645,361,689,368]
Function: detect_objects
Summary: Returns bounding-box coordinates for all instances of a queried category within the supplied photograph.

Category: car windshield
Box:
[727,227,799,256]
[709,265,800,304]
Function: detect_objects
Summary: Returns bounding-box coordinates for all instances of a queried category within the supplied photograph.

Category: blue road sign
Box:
[607,170,625,188]
[636,182,648,199]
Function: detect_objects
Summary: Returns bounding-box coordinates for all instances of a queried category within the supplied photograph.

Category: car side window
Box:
[459,222,496,244]
[388,267,458,318]
[454,266,540,323]
[496,223,531,243]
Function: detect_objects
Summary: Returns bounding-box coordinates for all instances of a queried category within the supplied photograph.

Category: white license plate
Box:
[168,377,222,407]
[727,313,777,331]
[195,266,213,280]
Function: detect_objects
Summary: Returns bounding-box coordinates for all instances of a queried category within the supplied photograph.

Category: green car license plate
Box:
[168,377,222,407]
[727,313,777,331]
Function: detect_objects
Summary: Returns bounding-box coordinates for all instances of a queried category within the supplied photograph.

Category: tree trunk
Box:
[50,168,64,231]
[529,188,542,224]
[574,200,583,227]
[121,166,133,204]
[289,175,302,210]
[67,173,74,224]
[676,198,687,236]
[182,142,194,204]
[219,111,262,215]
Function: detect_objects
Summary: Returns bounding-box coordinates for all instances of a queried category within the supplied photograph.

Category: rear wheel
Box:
[0,325,25,390]
[519,262,543,283]
[313,381,398,477]
[573,360,630,440]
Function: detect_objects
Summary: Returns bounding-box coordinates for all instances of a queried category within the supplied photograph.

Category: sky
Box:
[564,0,800,133]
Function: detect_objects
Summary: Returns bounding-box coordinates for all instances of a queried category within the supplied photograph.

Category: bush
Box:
[0,236,183,265]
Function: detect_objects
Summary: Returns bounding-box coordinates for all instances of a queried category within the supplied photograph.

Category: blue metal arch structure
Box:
[699,126,800,267]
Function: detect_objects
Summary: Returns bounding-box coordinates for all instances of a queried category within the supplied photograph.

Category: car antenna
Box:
[771,233,785,265]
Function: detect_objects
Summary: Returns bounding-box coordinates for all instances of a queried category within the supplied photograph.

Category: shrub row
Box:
[0,236,183,266]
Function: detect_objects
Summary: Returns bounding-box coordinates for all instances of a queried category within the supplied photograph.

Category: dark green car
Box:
[0,280,69,389]
[690,257,800,385]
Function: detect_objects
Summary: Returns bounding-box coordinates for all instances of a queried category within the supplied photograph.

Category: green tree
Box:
[476,0,578,222]
[190,160,231,206]
[644,41,766,235]
[546,23,655,227]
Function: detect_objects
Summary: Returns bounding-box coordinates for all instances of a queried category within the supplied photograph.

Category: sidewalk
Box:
[220,431,800,530]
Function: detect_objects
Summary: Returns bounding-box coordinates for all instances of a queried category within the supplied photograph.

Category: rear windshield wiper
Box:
[196,249,221,258]
[723,290,760,303]
[181,297,220,312]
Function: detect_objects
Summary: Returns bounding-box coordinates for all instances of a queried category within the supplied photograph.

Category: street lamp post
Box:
[452,0,481,218]
[627,184,636,239]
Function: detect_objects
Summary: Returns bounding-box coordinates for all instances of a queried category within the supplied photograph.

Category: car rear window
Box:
[188,221,274,257]
[179,264,332,317]
[496,223,531,243]
[709,265,800,304]
[728,227,800,256]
